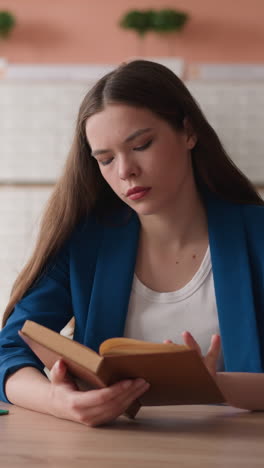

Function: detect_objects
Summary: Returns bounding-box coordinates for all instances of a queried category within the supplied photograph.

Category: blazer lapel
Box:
[206,194,262,371]
[85,213,140,351]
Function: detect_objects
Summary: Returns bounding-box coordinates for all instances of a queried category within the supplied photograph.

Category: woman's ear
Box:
[183,117,197,149]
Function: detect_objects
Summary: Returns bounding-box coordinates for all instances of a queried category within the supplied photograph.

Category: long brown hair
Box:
[3,59,263,326]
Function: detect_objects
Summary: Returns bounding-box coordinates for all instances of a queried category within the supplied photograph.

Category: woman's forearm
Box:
[7,368,264,417]
[4,363,151,426]
[216,372,264,410]
[5,367,53,414]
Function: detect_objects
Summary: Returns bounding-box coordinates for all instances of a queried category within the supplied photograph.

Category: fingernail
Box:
[54,360,60,370]
[134,378,146,387]
[55,359,65,372]
[122,380,133,389]
[139,382,150,394]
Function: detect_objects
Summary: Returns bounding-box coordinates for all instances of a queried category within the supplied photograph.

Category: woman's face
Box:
[85,104,196,217]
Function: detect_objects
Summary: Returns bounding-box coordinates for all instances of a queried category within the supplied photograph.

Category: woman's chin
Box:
[131,204,159,217]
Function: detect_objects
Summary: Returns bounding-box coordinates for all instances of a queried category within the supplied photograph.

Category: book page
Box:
[99,337,188,356]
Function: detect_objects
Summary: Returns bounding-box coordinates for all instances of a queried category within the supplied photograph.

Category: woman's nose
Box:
[118,157,139,180]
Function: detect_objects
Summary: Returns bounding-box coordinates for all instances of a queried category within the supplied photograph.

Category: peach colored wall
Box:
[1,0,264,64]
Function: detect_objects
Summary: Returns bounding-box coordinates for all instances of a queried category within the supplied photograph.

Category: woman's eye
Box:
[99,157,114,166]
[134,139,152,151]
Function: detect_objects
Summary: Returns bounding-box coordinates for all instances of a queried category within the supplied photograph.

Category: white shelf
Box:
[2,63,116,81]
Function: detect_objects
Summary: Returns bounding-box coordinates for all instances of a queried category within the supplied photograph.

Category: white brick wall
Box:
[0,79,264,317]
[0,187,52,314]
[0,81,91,182]
[1,81,264,183]
[187,82,264,184]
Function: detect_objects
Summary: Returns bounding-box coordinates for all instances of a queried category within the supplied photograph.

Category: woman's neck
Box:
[138,183,208,250]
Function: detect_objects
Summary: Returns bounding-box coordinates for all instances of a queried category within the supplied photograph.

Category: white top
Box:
[124,247,223,368]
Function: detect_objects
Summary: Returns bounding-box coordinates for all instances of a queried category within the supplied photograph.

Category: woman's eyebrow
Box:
[125,127,153,143]
[90,127,153,158]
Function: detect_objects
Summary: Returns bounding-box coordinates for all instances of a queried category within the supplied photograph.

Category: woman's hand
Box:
[49,359,149,427]
[164,332,221,377]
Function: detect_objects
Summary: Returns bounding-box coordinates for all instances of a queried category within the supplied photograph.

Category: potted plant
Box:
[152,9,188,34]
[120,10,155,56]
[0,10,16,39]
[151,9,189,56]
[120,8,189,77]
[0,10,16,76]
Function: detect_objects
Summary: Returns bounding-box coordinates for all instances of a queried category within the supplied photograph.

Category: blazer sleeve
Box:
[0,241,73,403]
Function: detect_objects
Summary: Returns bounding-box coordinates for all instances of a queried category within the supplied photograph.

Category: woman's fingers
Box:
[207,334,221,358]
[50,359,67,384]
[181,331,221,377]
[75,378,146,408]
[50,359,78,389]
[204,334,221,376]
[182,331,202,357]
[91,380,150,426]
[70,378,150,426]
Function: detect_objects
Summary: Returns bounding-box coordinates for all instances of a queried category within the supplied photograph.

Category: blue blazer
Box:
[1,192,264,402]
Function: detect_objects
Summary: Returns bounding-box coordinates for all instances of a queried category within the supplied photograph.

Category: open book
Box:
[19,320,225,418]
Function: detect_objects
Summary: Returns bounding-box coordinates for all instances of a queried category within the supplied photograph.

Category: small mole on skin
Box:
[176,261,179,264]
[192,255,196,259]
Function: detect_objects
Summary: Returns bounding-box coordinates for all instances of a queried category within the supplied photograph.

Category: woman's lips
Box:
[127,188,151,200]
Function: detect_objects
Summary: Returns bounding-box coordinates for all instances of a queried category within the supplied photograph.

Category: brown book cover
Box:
[19,320,225,418]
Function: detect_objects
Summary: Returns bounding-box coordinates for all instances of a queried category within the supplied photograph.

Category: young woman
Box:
[1,60,264,427]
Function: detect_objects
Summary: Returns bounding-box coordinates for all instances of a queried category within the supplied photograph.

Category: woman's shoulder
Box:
[241,203,264,243]
[211,193,264,223]
[69,213,104,248]
[242,203,264,222]
[69,208,138,246]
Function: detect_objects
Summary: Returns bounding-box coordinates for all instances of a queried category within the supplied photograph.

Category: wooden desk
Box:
[0,403,263,467]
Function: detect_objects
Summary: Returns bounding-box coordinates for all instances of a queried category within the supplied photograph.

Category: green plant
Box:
[151,9,189,34]
[120,10,154,37]
[119,8,189,57]
[0,10,16,39]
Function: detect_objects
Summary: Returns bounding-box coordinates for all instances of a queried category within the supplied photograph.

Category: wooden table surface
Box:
[0,402,264,468]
